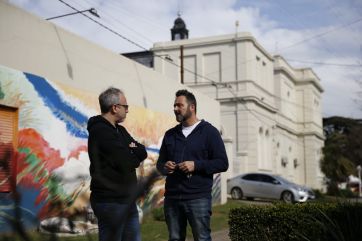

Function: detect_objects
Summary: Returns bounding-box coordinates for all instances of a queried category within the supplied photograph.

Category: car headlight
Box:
[294,186,303,191]
[295,186,307,194]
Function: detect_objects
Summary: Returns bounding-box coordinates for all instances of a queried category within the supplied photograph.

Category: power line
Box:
[273,2,356,64]
[286,59,362,67]
[57,1,221,84]
[56,1,272,125]
[103,0,170,33]
[58,0,147,51]
[279,16,362,51]
[80,0,156,45]
[70,1,359,78]
[57,0,324,123]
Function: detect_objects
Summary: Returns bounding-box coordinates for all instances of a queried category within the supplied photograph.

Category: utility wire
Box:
[273,2,352,63]
[327,0,362,66]
[80,0,255,74]
[279,16,362,51]
[57,0,323,122]
[58,0,147,51]
[80,0,156,45]
[57,1,273,125]
[286,59,362,67]
[57,0,220,84]
[78,1,358,80]
[103,0,170,33]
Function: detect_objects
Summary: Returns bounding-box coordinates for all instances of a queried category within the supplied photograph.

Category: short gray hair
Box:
[98,87,124,114]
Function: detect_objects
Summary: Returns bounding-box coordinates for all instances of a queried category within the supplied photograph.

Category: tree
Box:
[354,78,362,112]
[322,117,362,193]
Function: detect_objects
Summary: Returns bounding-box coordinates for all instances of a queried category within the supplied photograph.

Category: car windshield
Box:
[275,175,293,184]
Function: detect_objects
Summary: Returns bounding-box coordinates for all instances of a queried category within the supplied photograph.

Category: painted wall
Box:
[0,65,223,232]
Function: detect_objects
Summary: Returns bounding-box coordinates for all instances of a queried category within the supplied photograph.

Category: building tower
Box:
[171,13,189,40]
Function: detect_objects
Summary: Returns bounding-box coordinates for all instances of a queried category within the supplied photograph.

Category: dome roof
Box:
[173,17,186,30]
[170,14,189,40]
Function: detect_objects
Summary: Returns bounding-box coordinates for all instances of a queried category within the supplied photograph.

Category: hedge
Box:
[229,202,362,241]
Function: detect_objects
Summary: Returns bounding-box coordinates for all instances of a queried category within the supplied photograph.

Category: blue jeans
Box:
[90,201,140,241]
[164,197,212,241]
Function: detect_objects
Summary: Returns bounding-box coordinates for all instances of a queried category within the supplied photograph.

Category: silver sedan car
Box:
[227,173,315,203]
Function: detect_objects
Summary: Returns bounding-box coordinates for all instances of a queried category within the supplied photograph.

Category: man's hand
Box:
[178,161,195,174]
[129,142,137,148]
[164,161,177,174]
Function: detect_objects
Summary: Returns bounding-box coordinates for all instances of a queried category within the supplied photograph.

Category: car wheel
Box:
[281,191,294,203]
[231,187,243,200]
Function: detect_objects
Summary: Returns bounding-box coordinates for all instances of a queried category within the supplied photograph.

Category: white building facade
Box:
[151,32,325,189]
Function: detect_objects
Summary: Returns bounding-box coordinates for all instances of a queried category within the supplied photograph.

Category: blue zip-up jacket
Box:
[157,120,228,200]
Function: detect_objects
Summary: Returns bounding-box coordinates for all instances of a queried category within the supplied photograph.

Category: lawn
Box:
[141,199,243,241]
[1,199,244,241]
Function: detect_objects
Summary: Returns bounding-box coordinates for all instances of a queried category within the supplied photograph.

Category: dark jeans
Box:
[90,200,140,241]
[164,197,212,241]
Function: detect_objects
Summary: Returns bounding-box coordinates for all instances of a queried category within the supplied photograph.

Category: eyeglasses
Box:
[114,104,129,110]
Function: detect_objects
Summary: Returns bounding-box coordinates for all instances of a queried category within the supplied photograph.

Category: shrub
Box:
[336,188,356,198]
[312,189,325,199]
[326,186,357,198]
[229,202,362,241]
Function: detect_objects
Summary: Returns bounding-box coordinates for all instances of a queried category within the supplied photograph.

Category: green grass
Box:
[0,199,245,241]
[141,199,243,241]
[141,214,168,241]
[0,231,98,241]
[210,199,245,232]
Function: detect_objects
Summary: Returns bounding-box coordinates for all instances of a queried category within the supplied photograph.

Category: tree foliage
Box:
[322,117,362,191]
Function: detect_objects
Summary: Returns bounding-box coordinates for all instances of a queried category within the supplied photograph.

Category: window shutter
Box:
[0,106,18,192]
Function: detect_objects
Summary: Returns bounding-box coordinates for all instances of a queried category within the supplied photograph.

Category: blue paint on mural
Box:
[25,73,88,139]
[145,147,159,153]
[0,186,43,232]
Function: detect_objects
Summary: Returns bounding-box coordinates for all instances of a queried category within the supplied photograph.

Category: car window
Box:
[276,175,293,184]
[260,174,276,184]
[242,174,259,181]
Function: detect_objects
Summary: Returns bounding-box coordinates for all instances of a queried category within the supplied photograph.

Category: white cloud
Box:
[316,61,361,117]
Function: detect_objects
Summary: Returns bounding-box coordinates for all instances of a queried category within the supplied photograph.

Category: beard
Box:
[175,107,192,123]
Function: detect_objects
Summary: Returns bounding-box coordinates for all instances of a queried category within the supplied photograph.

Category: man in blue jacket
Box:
[157,89,229,241]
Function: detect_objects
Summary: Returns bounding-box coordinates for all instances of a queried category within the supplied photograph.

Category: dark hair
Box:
[176,89,197,113]
[98,87,124,114]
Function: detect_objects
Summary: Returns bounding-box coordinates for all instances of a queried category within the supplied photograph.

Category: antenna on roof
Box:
[235,20,239,38]
[177,0,183,17]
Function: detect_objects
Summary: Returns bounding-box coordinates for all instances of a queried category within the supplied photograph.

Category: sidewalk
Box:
[210,229,230,241]
[186,229,230,241]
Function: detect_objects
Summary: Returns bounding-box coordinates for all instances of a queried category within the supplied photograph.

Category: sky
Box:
[8,0,362,119]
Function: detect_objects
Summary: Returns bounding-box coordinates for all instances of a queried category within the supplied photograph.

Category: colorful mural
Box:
[0,65,222,233]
